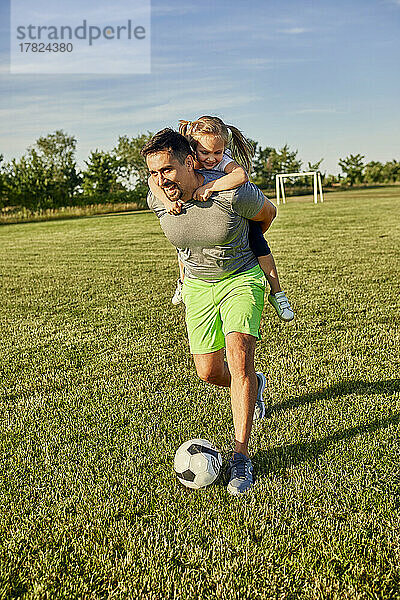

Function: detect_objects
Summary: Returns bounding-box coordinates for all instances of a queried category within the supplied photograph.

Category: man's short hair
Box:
[141,128,193,165]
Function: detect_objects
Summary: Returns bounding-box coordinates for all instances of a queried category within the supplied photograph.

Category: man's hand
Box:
[165,199,183,215]
[193,184,214,202]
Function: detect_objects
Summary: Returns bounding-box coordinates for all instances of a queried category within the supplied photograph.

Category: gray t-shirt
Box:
[147,170,265,282]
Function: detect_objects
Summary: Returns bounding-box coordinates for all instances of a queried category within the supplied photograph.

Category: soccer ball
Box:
[174,439,222,489]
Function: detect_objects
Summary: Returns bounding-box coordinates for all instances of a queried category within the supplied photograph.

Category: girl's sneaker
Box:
[268,291,294,321]
[172,279,183,305]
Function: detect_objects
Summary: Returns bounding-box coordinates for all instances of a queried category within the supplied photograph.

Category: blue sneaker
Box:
[253,372,266,421]
[227,452,255,496]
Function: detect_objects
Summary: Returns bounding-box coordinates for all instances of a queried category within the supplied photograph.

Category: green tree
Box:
[307,159,324,172]
[6,149,57,210]
[114,133,152,193]
[34,130,81,201]
[253,144,302,188]
[382,159,400,183]
[325,173,341,186]
[338,153,365,185]
[269,144,302,187]
[252,144,276,187]
[274,144,302,173]
[364,161,384,184]
[81,150,120,197]
[306,159,326,184]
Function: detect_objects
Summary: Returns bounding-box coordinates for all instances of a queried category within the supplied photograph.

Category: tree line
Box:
[0,131,150,212]
[1,131,399,213]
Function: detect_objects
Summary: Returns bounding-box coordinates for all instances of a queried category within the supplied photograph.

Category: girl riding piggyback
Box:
[148,115,294,322]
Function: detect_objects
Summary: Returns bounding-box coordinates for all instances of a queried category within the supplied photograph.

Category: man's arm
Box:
[250,198,277,233]
[231,182,276,232]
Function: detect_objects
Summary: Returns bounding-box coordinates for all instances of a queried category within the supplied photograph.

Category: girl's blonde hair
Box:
[178,116,254,173]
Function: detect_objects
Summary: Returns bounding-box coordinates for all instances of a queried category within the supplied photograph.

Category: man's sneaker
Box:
[227,452,255,496]
[268,291,294,322]
[171,279,183,305]
[254,372,266,421]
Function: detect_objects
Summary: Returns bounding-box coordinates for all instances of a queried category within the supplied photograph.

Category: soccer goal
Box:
[275,171,324,205]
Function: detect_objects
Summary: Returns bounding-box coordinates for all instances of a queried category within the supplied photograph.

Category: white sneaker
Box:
[268,291,294,321]
[172,279,183,305]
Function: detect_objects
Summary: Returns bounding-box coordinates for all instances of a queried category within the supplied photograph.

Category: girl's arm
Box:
[193,161,248,202]
[148,176,182,215]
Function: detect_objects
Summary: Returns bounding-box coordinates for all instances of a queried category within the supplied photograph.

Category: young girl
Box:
[148,115,294,322]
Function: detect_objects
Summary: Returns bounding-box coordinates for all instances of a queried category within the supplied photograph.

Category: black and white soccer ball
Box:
[174,439,222,489]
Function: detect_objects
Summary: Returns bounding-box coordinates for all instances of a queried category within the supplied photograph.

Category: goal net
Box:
[275,171,324,205]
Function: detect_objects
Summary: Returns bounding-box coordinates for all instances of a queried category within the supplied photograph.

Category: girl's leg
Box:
[248,222,293,321]
[257,253,281,295]
[258,253,295,322]
[248,223,280,294]
[172,257,185,305]
[178,258,185,282]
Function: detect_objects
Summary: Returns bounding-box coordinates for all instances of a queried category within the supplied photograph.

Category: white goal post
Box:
[275,171,324,205]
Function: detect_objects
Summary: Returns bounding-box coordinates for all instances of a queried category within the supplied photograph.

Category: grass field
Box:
[0,187,399,599]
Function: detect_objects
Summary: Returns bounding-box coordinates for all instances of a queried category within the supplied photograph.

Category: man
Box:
[141,128,276,496]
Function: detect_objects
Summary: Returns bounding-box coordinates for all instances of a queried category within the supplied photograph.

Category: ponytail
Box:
[178,120,192,138]
[227,124,254,174]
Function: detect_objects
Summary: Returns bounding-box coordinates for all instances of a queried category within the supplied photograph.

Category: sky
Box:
[0,0,400,174]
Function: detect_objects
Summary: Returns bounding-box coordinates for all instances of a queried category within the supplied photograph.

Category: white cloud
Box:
[192,20,278,45]
[292,107,344,115]
[151,5,199,16]
[279,27,309,35]
[238,58,275,67]
[11,0,150,22]
[151,57,199,70]
[237,56,316,69]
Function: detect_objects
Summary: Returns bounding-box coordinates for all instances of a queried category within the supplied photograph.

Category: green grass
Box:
[0,188,399,599]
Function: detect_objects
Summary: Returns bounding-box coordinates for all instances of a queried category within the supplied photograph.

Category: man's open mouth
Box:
[163,183,181,199]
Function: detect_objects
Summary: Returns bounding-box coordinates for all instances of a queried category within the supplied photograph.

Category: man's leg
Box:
[188,267,266,495]
[193,333,263,496]
[225,332,257,457]
[194,333,258,455]
[193,348,231,388]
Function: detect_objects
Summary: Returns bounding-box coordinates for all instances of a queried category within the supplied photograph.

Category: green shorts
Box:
[181,265,266,355]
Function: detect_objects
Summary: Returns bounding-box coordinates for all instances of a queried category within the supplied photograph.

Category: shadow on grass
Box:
[266,378,400,418]
[215,380,400,486]
[253,410,400,476]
